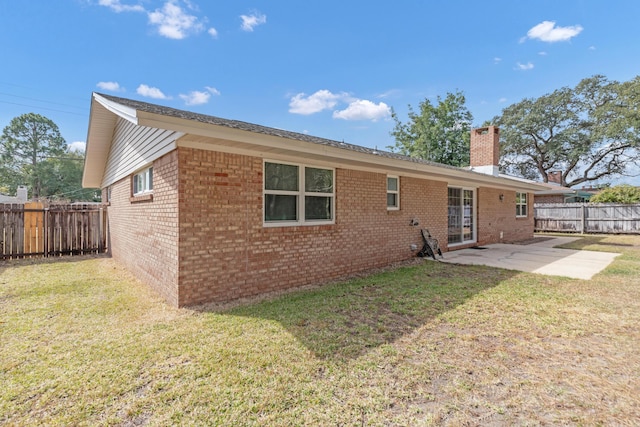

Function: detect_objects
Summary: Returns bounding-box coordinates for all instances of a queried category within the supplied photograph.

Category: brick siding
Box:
[105,151,180,306]
[176,147,449,306]
[477,187,534,245]
[105,146,535,307]
[535,194,564,204]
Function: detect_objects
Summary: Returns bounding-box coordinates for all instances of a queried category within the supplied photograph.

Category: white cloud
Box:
[179,91,210,105]
[240,11,266,32]
[332,100,391,122]
[96,81,124,92]
[525,20,583,43]
[289,90,346,115]
[515,62,534,71]
[376,89,401,99]
[148,0,204,39]
[208,27,218,38]
[179,87,220,105]
[499,97,508,103]
[589,45,596,51]
[205,86,220,96]
[137,84,169,99]
[68,141,86,153]
[538,51,548,56]
[98,0,144,13]
[494,57,502,64]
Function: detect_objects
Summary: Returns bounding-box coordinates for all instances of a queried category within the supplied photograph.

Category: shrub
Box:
[590,184,640,204]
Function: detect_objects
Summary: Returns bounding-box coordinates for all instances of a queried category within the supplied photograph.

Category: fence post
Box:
[98,207,104,253]
[43,208,49,258]
[581,204,586,234]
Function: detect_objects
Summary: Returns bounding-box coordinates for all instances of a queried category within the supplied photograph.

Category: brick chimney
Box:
[547,171,562,185]
[470,126,500,176]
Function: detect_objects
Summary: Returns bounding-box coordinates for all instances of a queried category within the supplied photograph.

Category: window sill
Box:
[130,193,153,203]
[263,220,335,228]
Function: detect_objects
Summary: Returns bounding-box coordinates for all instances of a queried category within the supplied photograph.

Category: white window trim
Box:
[516,192,528,218]
[387,175,400,211]
[263,160,335,227]
[132,166,153,196]
[447,186,477,247]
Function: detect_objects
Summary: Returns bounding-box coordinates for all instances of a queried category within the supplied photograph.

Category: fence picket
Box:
[0,203,108,259]
[535,203,640,234]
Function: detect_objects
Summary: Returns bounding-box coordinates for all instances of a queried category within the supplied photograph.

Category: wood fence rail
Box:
[0,202,108,260]
[534,203,640,234]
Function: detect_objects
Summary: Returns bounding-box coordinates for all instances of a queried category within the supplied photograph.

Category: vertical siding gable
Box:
[102,118,183,188]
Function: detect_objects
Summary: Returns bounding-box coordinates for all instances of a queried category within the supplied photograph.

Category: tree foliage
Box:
[492,75,640,187]
[0,113,98,201]
[589,184,640,204]
[389,91,473,167]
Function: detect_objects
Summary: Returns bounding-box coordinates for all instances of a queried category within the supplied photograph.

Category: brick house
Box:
[534,172,598,204]
[83,93,546,307]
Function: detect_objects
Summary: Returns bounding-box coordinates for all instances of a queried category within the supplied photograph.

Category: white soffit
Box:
[83,94,141,188]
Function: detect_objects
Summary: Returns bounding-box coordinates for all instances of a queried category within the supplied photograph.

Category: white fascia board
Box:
[83,93,140,188]
[93,93,138,124]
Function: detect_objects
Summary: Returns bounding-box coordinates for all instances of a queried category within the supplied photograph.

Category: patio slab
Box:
[440,236,619,280]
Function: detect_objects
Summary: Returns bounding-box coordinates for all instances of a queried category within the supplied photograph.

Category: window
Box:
[387,176,399,210]
[264,161,334,225]
[448,187,475,245]
[133,166,153,195]
[516,192,528,217]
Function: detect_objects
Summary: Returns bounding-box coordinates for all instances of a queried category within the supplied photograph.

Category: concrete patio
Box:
[440,236,619,280]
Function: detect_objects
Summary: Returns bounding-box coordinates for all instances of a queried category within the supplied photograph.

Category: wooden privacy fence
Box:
[534,203,640,234]
[0,202,108,259]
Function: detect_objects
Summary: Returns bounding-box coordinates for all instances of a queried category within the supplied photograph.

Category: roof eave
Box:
[84,94,549,192]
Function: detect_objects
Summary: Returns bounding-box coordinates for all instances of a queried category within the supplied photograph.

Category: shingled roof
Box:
[84,92,548,192]
[94,92,463,171]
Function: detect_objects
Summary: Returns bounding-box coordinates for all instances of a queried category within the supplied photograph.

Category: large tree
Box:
[0,113,68,199]
[389,91,473,167]
[38,150,100,202]
[493,75,640,187]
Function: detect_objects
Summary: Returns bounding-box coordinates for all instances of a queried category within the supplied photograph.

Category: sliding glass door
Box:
[448,187,475,245]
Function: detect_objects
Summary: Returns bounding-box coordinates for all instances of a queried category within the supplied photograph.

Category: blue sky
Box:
[1,0,639,175]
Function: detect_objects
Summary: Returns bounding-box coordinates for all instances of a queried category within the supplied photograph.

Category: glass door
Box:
[448,187,475,245]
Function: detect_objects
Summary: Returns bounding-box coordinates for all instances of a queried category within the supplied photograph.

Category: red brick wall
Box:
[105,146,536,307]
[176,147,449,306]
[470,126,500,168]
[105,151,180,306]
[535,194,564,204]
[476,187,534,245]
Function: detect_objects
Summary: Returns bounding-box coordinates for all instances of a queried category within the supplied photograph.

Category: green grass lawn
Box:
[2,235,639,425]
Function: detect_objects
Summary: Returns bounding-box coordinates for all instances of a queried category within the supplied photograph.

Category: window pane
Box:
[265,163,298,191]
[305,196,332,220]
[265,194,297,221]
[148,167,153,191]
[448,187,462,244]
[387,177,398,191]
[448,187,474,244]
[305,167,333,193]
[387,193,397,207]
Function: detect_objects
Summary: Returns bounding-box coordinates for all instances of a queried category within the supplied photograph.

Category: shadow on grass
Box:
[210,261,519,361]
[554,235,637,251]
